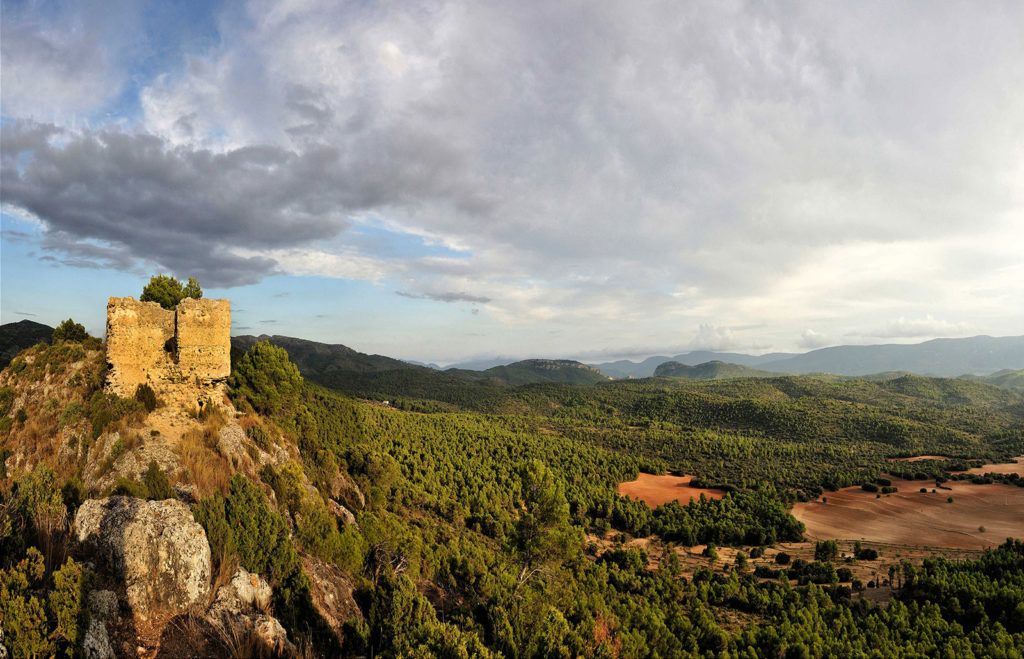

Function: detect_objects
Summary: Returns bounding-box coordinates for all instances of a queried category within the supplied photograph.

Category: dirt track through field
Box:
[793,478,1024,549]
[617,473,725,508]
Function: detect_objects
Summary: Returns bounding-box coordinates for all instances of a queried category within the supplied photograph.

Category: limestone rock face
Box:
[328,499,358,527]
[74,497,212,624]
[301,554,363,646]
[82,590,119,659]
[207,568,296,657]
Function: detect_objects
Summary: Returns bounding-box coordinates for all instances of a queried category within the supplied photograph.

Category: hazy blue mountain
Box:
[445,356,518,371]
[760,335,1024,377]
[653,360,777,380]
[0,319,53,369]
[592,350,796,378]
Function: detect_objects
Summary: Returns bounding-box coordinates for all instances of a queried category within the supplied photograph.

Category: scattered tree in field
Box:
[815,540,839,562]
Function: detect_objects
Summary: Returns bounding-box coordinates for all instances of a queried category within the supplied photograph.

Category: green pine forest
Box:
[2,337,1024,657]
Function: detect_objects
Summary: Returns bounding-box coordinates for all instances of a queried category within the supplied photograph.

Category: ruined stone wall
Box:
[105,297,231,398]
[106,298,175,397]
[176,298,231,383]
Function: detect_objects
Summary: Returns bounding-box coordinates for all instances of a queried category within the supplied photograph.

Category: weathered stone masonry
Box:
[106,297,231,398]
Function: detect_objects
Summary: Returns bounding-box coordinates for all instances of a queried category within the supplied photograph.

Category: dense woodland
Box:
[1,336,1024,656]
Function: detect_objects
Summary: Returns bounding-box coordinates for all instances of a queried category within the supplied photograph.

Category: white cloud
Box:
[690,324,736,352]
[799,329,832,349]
[2,0,1023,358]
[869,315,974,340]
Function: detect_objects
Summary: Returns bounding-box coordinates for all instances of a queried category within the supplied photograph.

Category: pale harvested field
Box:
[792,478,1024,549]
[886,455,949,462]
[955,456,1023,476]
[617,473,725,508]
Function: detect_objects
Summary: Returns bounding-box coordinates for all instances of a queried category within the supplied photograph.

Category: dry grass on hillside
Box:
[177,411,232,497]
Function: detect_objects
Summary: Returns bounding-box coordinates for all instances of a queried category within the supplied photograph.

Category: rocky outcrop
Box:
[82,590,119,659]
[301,554,363,646]
[328,499,358,527]
[207,568,296,657]
[331,471,366,510]
[74,497,212,625]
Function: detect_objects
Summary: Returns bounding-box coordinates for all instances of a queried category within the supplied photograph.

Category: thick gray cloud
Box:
[2,0,1023,356]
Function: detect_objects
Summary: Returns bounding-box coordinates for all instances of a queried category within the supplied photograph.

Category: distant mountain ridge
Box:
[0,319,54,368]
[758,335,1024,377]
[480,359,608,385]
[592,350,796,378]
[589,335,1024,379]
[231,335,608,389]
[653,360,777,380]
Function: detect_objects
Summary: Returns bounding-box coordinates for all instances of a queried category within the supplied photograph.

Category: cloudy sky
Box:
[2,0,1022,364]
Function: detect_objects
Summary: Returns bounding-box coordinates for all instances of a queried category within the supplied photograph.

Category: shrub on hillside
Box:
[134,383,158,413]
[228,342,303,418]
[0,548,92,658]
[87,391,145,439]
[52,319,88,343]
[194,474,338,651]
[111,461,175,500]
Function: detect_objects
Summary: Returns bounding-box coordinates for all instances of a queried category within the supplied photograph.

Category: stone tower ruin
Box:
[106,297,231,398]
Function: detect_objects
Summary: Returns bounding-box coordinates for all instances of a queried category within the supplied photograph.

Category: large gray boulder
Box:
[74,497,211,624]
[207,568,296,657]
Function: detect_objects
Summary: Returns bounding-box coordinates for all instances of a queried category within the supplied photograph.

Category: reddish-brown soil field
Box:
[792,478,1024,549]
[617,473,725,508]
[954,456,1023,476]
[886,455,950,462]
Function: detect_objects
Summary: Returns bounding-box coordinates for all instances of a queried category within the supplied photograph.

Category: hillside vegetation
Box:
[2,336,1024,656]
[653,360,776,380]
[964,368,1024,391]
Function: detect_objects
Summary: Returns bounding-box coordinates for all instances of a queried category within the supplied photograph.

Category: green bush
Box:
[52,319,88,343]
[140,274,202,309]
[195,474,299,583]
[49,558,91,651]
[814,540,839,562]
[193,474,338,652]
[228,343,303,418]
[111,462,175,501]
[0,549,92,658]
[0,387,14,416]
[245,423,271,450]
[0,548,51,658]
[87,390,144,439]
[142,461,175,500]
[134,383,158,413]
